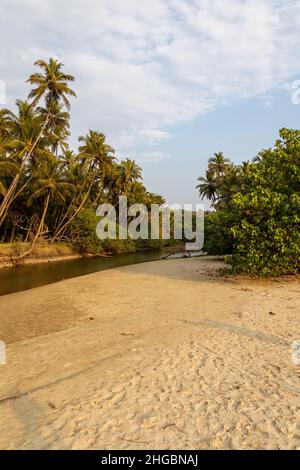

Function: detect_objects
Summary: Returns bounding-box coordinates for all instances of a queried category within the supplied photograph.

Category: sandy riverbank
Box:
[0,257,299,449]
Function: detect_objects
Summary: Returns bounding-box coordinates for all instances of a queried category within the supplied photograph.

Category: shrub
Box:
[230,129,300,276]
[69,209,103,255]
[203,211,234,255]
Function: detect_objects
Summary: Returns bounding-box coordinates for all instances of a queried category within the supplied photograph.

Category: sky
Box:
[1,0,300,207]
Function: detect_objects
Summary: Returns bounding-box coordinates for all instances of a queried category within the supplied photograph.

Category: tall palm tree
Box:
[0,101,50,225]
[78,130,115,170]
[208,152,230,177]
[196,170,219,202]
[27,58,76,110]
[217,163,241,204]
[37,101,70,154]
[78,130,115,205]
[0,58,76,226]
[117,159,142,196]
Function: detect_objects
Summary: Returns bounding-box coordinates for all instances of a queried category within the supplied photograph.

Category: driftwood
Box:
[161,251,175,260]
[161,251,192,260]
[85,251,113,258]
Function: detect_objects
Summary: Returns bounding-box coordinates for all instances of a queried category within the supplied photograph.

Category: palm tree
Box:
[37,101,70,154]
[196,170,219,202]
[0,158,19,197]
[27,58,76,109]
[78,130,115,206]
[208,152,230,177]
[128,181,147,205]
[240,161,252,174]
[0,101,49,225]
[217,163,241,204]
[52,155,88,240]
[0,59,76,227]
[117,159,142,196]
[29,156,74,246]
[0,108,14,147]
[78,130,115,179]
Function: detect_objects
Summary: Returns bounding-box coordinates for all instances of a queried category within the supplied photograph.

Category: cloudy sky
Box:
[1,0,300,206]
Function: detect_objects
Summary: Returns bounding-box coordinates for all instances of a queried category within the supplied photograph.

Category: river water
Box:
[0,252,161,296]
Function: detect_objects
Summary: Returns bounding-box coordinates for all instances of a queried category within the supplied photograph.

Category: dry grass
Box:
[0,241,74,260]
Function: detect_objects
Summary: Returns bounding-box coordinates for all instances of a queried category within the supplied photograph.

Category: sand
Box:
[0,256,299,450]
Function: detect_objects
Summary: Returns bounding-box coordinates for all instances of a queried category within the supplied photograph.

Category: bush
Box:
[102,234,136,254]
[230,129,300,276]
[69,209,103,255]
[203,211,234,255]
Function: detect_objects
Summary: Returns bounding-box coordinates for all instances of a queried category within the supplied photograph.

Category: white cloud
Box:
[1,0,300,159]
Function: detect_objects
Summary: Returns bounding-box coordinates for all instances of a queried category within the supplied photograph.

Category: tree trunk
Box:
[0,115,49,227]
[52,176,95,242]
[31,192,51,247]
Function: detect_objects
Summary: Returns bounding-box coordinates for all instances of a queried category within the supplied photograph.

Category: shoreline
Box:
[0,253,84,270]
[0,242,186,270]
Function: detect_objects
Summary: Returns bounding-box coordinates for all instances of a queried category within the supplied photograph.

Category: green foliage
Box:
[0,58,165,256]
[134,238,164,252]
[198,128,300,276]
[102,228,137,254]
[69,209,103,255]
[203,211,234,255]
[230,129,300,276]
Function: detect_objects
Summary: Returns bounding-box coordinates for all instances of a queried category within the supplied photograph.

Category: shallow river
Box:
[0,251,161,296]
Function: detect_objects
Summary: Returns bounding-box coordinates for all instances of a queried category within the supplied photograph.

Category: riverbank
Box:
[0,242,80,269]
[0,257,299,449]
[0,242,184,269]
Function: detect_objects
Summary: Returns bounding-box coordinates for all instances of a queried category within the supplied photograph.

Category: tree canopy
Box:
[0,59,165,255]
[197,129,300,276]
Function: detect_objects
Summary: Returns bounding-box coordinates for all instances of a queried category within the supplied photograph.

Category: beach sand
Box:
[0,257,299,450]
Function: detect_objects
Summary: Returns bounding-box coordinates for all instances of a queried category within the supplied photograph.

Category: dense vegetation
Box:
[197,133,300,276]
[0,59,165,258]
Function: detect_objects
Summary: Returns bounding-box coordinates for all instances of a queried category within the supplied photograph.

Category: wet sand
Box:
[0,257,299,449]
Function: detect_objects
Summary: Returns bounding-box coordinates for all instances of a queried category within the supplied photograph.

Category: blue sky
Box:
[143,90,300,207]
[1,0,300,207]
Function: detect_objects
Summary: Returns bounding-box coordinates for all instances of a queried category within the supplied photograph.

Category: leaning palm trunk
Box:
[52,194,77,238]
[0,115,49,227]
[52,176,95,241]
[9,191,50,265]
[31,191,50,247]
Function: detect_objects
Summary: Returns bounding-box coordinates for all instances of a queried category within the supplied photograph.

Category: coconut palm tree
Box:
[0,108,14,148]
[29,156,74,246]
[37,101,70,154]
[0,101,50,226]
[78,130,115,173]
[78,130,115,206]
[196,170,219,202]
[208,152,230,177]
[27,58,76,110]
[217,163,241,204]
[52,155,88,239]
[117,159,142,196]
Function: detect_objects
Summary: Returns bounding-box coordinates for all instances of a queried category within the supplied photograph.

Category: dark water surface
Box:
[0,251,162,296]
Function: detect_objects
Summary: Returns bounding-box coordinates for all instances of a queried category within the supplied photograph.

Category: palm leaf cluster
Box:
[196,152,247,207]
